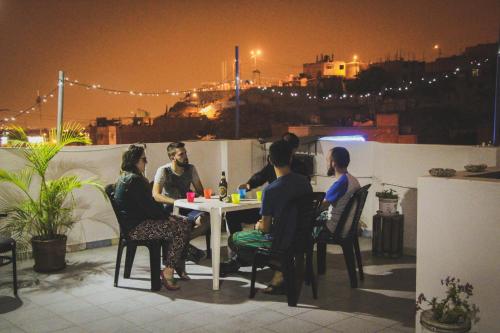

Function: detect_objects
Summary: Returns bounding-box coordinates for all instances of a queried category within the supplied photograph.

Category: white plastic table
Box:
[173,196,261,290]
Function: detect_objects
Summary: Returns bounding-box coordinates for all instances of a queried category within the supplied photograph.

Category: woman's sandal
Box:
[176,270,191,281]
[160,271,181,291]
[262,284,285,295]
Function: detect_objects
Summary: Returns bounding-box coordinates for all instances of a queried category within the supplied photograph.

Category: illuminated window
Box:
[472,69,479,77]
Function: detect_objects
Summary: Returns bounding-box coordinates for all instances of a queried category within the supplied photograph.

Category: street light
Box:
[433,44,442,58]
[250,49,262,69]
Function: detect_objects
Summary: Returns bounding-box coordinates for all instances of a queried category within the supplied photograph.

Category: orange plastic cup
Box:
[203,188,212,199]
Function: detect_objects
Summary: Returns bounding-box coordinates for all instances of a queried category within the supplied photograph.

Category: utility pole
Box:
[494,28,500,145]
[235,46,240,139]
[56,70,65,143]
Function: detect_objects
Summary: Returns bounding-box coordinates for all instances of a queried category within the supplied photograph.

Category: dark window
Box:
[339,65,344,70]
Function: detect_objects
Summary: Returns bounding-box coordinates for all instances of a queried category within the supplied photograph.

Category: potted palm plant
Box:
[0,123,105,272]
[416,276,479,332]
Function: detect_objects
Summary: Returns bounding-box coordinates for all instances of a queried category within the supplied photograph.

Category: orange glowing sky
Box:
[0,0,498,128]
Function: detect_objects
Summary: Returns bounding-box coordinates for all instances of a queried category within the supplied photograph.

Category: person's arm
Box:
[245,162,274,190]
[325,174,349,204]
[256,215,272,233]
[190,166,204,196]
[152,167,176,205]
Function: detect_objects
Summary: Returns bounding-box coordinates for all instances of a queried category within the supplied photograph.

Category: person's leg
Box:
[128,217,190,290]
[221,230,272,275]
[224,208,261,261]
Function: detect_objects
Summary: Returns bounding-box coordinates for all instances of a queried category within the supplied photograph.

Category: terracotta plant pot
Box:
[31,235,67,272]
[420,309,471,333]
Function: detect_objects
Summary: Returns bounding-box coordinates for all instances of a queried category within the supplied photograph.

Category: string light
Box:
[0,87,57,124]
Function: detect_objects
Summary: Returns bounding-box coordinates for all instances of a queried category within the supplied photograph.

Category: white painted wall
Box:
[416,176,500,332]
[1,139,498,254]
[0,140,265,248]
[313,140,498,255]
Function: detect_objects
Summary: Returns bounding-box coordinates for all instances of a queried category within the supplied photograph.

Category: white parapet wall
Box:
[0,139,264,250]
[1,139,498,255]
[314,140,498,255]
[416,174,500,332]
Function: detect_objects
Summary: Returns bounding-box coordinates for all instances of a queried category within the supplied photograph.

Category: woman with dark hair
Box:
[114,145,191,291]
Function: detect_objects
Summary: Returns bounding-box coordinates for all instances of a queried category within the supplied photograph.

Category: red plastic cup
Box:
[203,188,212,199]
[186,192,195,202]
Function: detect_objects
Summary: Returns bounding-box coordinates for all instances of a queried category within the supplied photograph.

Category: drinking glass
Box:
[238,188,246,199]
[256,190,263,202]
[231,193,240,204]
[203,188,212,199]
[186,192,195,203]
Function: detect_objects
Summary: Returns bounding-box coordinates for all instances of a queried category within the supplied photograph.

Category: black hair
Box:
[269,140,293,167]
[167,141,185,160]
[121,144,145,175]
[331,147,350,169]
[282,132,299,149]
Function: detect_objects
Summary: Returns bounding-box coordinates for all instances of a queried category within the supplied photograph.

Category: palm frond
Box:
[0,168,34,198]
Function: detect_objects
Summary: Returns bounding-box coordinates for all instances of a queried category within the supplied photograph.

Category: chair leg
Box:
[114,240,125,287]
[284,256,297,307]
[317,242,327,275]
[307,247,318,299]
[205,232,211,259]
[124,244,137,278]
[249,255,259,299]
[341,243,358,288]
[148,242,162,291]
[12,241,18,296]
[353,237,364,281]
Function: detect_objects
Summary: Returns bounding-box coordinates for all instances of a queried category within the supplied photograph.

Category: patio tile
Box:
[80,316,147,333]
[43,298,94,314]
[154,298,209,315]
[59,306,113,325]
[17,316,74,333]
[266,317,323,333]
[0,323,27,333]
[119,307,168,326]
[98,298,151,315]
[234,307,288,326]
[295,308,353,326]
[3,306,54,325]
[143,315,204,333]
[327,316,386,333]
[23,290,77,306]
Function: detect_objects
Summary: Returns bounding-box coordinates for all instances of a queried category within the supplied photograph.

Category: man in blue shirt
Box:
[222,140,312,292]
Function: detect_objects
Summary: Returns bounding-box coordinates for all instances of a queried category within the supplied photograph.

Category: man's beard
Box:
[327,166,335,177]
[176,158,189,168]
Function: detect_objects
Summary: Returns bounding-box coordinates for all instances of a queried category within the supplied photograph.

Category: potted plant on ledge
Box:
[375,188,398,215]
[0,124,105,272]
[416,276,479,333]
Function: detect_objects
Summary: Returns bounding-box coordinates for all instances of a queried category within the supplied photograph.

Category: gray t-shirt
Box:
[153,163,200,201]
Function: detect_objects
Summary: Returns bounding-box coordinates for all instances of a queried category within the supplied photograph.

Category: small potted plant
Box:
[416,276,479,333]
[375,189,398,215]
[0,124,105,272]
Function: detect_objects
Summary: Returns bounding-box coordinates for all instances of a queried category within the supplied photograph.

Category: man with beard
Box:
[317,146,360,234]
[153,142,209,278]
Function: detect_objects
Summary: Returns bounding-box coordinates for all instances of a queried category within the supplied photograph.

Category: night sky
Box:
[0,0,498,128]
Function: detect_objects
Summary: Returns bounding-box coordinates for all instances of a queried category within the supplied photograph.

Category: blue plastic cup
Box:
[238,188,246,199]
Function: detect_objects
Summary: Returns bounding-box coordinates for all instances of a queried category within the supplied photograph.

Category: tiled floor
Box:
[0,237,416,333]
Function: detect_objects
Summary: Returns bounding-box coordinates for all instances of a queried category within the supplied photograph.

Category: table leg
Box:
[210,208,222,291]
[173,206,179,215]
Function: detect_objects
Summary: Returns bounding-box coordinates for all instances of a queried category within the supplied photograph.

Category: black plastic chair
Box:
[315,184,371,288]
[249,192,325,306]
[0,235,18,295]
[105,184,162,291]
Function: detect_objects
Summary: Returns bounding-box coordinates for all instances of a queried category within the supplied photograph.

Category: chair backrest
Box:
[332,184,371,241]
[271,192,325,253]
[105,183,126,236]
